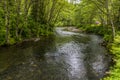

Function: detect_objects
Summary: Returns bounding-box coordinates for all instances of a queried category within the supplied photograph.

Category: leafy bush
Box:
[0,30,6,45]
[103,34,120,80]
[79,25,112,36]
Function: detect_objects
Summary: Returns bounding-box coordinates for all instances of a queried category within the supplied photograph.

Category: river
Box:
[0,27,111,80]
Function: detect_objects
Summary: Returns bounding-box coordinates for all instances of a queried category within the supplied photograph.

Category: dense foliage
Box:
[104,34,120,80]
[75,0,120,39]
[0,0,70,45]
[74,0,120,80]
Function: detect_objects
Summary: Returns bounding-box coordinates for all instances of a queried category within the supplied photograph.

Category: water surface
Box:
[0,27,111,80]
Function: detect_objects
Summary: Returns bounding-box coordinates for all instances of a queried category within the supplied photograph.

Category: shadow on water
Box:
[0,27,111,80]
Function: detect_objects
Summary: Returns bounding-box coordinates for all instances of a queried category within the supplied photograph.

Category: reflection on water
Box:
[58,42,86,79]
[0,27,111,80]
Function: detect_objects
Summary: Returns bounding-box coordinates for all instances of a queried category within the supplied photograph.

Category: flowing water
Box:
[0,27,111,80]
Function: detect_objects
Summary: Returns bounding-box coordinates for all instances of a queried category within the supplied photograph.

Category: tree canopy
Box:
[0,0,72,45]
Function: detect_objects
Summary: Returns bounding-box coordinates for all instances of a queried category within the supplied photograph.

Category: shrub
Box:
[103,34,120,80]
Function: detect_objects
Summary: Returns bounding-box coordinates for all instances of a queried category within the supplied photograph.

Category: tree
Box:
[0,0,70,45]
[75,0,120,39]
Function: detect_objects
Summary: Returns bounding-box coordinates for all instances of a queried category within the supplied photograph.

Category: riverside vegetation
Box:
[74,0,120,80]
[0,0,120,80]
[0,0,73,45]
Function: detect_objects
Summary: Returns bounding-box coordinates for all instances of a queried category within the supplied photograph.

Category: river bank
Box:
[103,34,120,80]
[62,27,81,32]
[76,26,119,80]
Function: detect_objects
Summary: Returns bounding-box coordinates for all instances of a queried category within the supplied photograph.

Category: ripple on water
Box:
[0,27,111,80]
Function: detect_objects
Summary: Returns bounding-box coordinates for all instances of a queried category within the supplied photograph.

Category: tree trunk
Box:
[4,0,9,44]
[16,0,21,39]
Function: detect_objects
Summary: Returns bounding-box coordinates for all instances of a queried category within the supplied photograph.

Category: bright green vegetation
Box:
[0,0,73,45]
[74,0,120,40]
[74,0,120,80]
[104,34,120,80]
[0,0,120,79]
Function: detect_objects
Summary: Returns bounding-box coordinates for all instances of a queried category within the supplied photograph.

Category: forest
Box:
[0,0,70,45]
[0,0,120,80]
